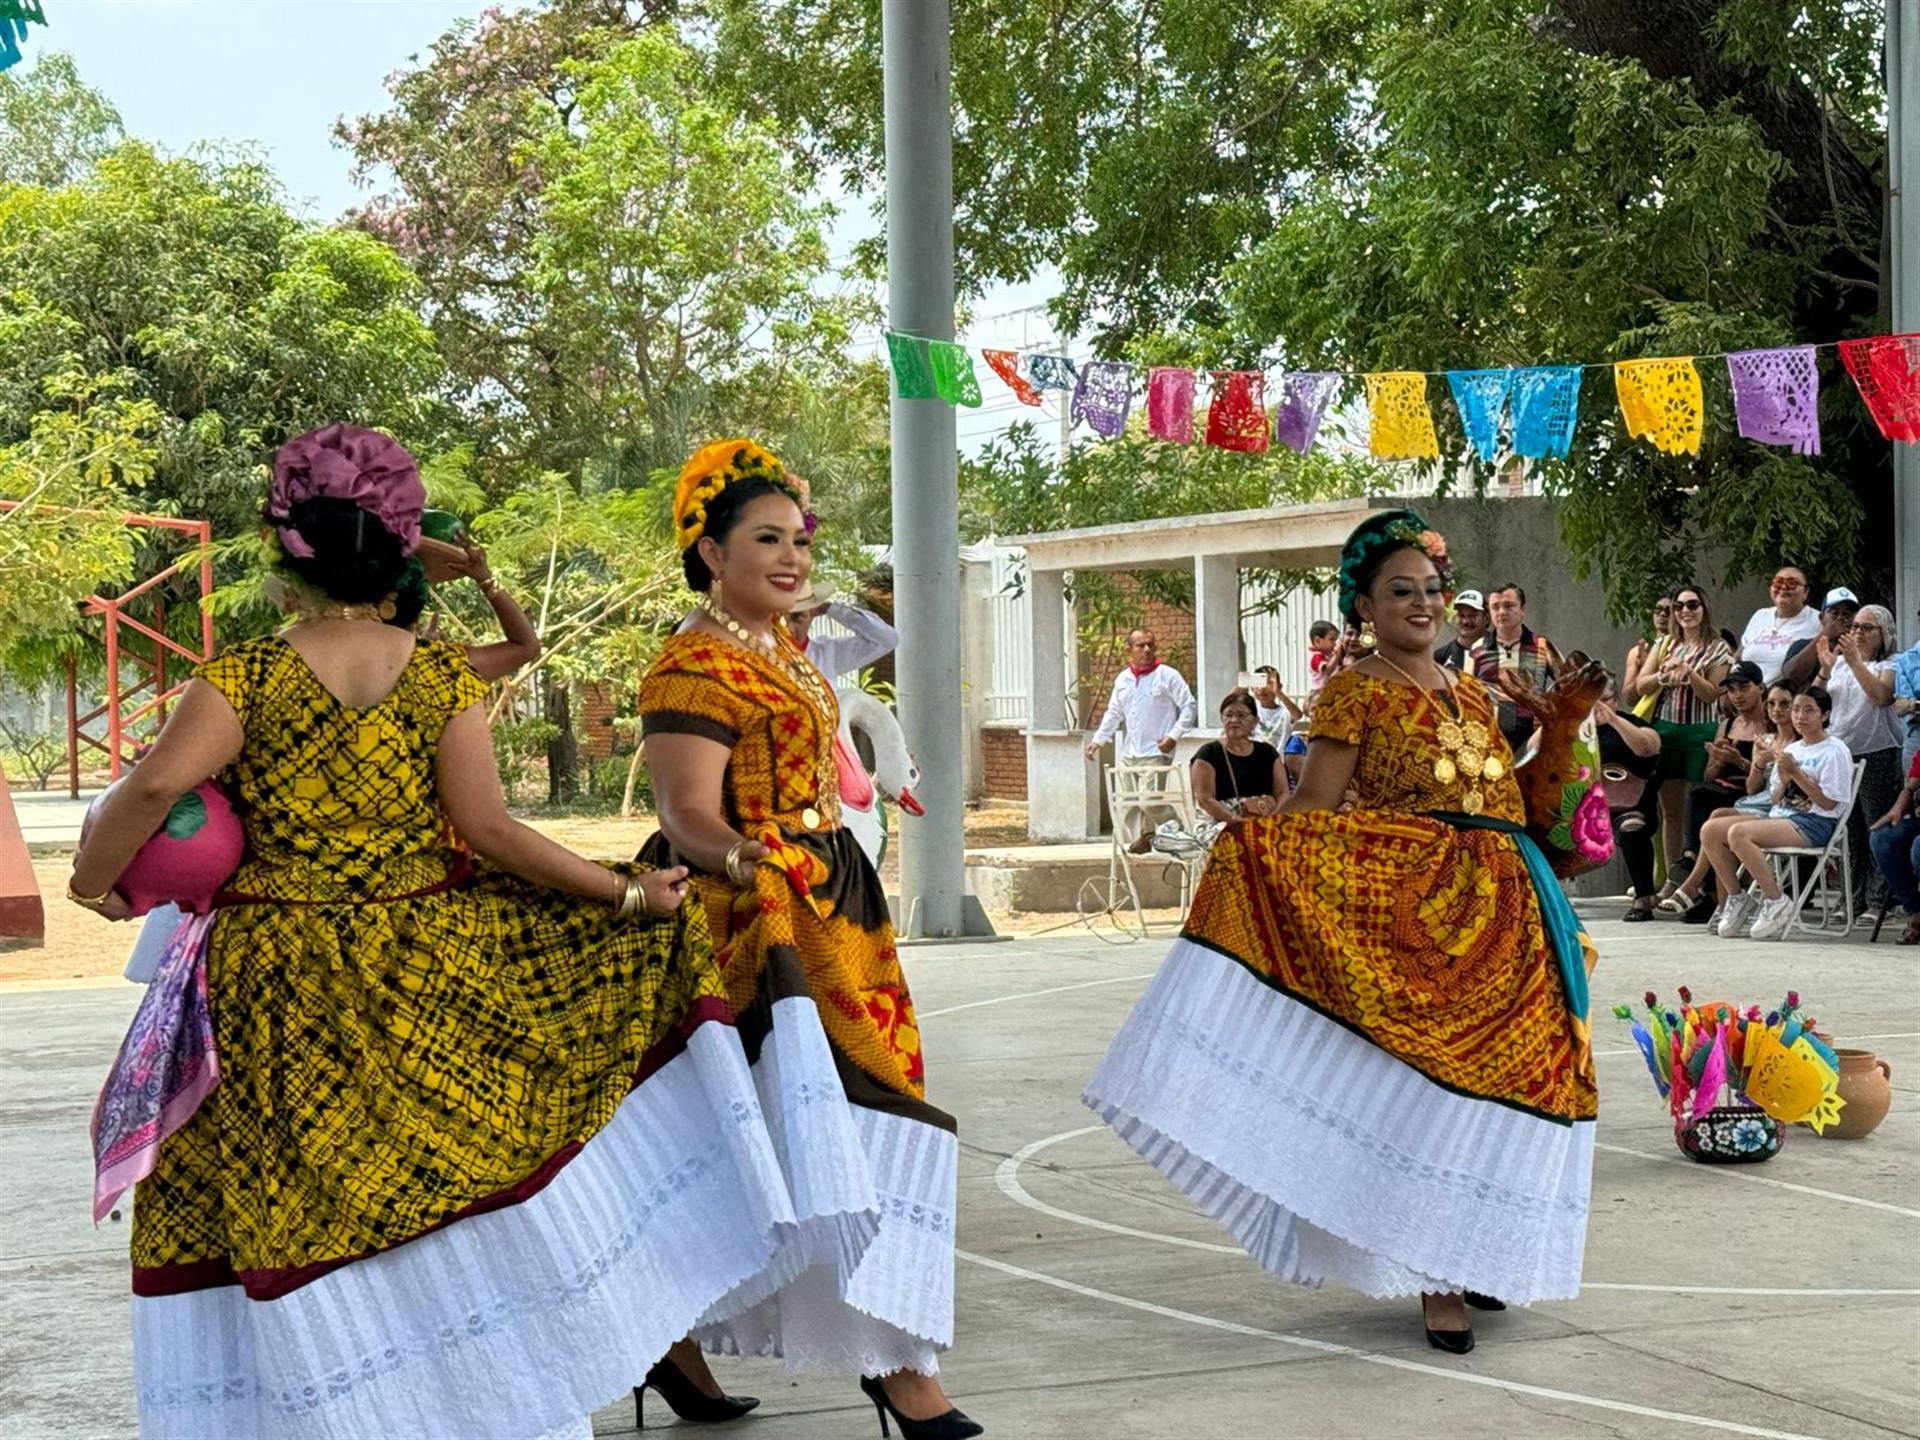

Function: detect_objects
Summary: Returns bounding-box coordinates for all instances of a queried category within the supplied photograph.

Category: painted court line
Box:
[920,972,1156,1019]
[998,1127,1920,1287]
[1592,1142,1920,1219]
[954,1249,1832,1440]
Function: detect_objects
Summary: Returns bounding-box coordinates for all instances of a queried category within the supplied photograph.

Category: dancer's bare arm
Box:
[437,704,686,911]
[1284,739,1360,814]
[646,732,769,873]
[69,679,244,912]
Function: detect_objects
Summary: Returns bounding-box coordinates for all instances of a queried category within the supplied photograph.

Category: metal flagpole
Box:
[1892,0,1919,645]
[882,0,990,937]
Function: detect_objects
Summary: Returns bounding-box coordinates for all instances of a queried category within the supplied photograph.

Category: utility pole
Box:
[882,0,990,937]
[1891,0,1919,645]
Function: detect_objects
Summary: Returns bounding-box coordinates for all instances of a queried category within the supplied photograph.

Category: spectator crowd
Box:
[1084,562,1920,944]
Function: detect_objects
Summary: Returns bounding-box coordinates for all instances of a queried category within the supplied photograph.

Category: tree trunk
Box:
[545,679,578,805]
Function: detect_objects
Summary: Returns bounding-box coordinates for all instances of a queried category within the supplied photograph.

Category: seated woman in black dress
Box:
[1596,673,1664,920]
[1192,689,1286,837]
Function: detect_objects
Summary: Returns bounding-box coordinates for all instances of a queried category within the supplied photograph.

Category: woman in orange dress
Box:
[638,441,980,1440]
[1086,510,1597,1353]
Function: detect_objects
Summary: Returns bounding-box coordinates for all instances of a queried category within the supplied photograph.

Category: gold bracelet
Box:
[616,874,644,919]
[724,839,757,888]
[67,880,114,913]
[478,577,502,598]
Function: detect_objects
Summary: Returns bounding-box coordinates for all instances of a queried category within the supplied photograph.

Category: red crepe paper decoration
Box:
[982,348,1044,407]
[1839,335,1920,443]
[1205,371,1269,453]
[1147,368,1195,443]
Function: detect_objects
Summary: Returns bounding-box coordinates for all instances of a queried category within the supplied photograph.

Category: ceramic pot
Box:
[1823,1049,1893,1140]
[1676,1106,1783,1163]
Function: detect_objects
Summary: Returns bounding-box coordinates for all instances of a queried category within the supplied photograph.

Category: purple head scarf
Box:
[266,424,426,559]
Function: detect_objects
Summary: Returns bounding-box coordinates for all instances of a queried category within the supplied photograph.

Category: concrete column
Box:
[1028,566,1069,730]
[883,0,986,936]
[1194,553,1242,718]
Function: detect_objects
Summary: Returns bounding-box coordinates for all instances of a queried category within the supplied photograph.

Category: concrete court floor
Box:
[3,909,1916,1440]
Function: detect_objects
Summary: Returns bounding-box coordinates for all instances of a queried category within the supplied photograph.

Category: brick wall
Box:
[981,726,1028,800]
[580,681,619,762]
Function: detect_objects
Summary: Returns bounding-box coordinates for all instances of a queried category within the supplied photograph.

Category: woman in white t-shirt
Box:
[1739,568,1822,681]
[1815,603,1901,918]
[1705,686,1854,941]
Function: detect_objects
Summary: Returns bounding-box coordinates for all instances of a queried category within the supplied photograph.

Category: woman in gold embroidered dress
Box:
[1086,509,1598,1354]
[70,426,809,1440]
[638,440,981,1440]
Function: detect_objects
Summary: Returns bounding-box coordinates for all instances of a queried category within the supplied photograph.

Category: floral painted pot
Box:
[1676,1106,1783,1164]
[1821,1050,1893,1140]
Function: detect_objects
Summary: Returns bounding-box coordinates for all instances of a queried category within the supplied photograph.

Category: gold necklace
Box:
[1370,652,1504,814]
[699,592,835,718]
[700,591,777,653]
[292,597,395,623]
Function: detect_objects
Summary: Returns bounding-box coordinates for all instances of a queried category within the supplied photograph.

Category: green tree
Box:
[0,50,125,188]
[341,8,864,490]
[705,0,1889,613]
[0,141,449,544]
[0,392,162,675]
[342,6,874,795]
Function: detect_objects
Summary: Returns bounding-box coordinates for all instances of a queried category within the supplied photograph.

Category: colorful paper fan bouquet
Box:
[1613,987,1844,1164]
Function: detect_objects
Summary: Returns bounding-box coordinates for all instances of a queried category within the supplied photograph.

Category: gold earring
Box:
[1359,621,1377,649]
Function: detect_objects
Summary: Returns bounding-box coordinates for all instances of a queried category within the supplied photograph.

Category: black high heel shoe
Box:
[1464,1291,1507,1312]
[858,1374,984,1439]
[1420,1294,1476,1355]
[635,1357,760,1428]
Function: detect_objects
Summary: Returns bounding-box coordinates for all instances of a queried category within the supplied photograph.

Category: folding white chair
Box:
[1103,761,1205,936]
[1752,758,1866,938]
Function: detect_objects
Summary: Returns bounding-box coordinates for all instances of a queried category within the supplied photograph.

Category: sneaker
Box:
[1703,904,1726,935]
[1747,893,1798,941]
[1717,893,1760,938]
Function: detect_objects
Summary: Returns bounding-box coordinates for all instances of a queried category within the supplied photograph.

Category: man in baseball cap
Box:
[1435,589,1488,671]
[1780,587,1860,689]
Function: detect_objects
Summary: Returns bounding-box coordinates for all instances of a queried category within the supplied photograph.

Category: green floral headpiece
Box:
[1336,508,1455,621]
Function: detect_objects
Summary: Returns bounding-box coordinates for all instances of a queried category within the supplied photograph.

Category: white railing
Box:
[986,545,1032,724]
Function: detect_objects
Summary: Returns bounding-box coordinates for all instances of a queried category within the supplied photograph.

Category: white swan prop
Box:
[835,686,923,869]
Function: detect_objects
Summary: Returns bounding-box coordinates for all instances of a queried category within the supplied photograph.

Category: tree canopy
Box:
[706,0,1891,612]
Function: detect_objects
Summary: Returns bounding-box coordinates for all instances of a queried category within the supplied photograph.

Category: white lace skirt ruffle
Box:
[694,995,957,1376]
[1084,940,1594,1304]
[132,1019,831,1440]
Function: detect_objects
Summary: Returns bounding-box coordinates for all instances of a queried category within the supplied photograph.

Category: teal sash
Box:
[1429,811,1590,1031]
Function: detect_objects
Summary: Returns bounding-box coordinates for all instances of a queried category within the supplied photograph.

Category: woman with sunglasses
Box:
[1631,585,1732,896]
[1814,603,1901,920]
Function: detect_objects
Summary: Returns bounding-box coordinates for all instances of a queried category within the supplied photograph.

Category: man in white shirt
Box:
[1084,629,1198,852]
[1739,566,1822,681]
[789,581,899,684]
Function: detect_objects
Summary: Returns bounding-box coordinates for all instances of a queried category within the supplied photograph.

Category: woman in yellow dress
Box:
[71,425,808,1439]
[1085,509,1597,1353]
[638,440,982,1440]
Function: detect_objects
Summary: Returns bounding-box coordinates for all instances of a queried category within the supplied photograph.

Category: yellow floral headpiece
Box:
[674,438,803,551]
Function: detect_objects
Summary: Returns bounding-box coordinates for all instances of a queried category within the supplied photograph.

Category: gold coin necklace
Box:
[1371,652,1503,814]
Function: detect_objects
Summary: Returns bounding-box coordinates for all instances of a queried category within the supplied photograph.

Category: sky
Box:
[28,0,1068,456]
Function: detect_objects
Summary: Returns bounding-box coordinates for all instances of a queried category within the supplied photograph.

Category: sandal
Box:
[1656,886,1698,915]
[1901,914,1920,946]
[1624,901,1655,923]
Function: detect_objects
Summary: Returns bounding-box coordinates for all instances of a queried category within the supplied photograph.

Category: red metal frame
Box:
[0,503,214,795]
